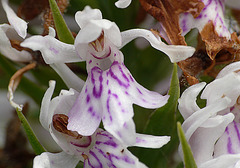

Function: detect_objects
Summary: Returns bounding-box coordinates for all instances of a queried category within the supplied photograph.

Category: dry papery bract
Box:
[139,0,240,85]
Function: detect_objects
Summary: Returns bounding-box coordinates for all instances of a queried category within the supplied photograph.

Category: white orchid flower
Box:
[0,0,31,62]
[179,0,240,39]
[34,80,170,168]
[178,61,240,168]
[21,6,194,145]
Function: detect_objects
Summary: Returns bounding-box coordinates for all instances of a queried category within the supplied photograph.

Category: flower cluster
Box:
[1,0,240,168]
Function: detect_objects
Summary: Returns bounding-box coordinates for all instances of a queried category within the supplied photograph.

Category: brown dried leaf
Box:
[201,21,240,60]
[139,0,204,45]
[8,62,36,110]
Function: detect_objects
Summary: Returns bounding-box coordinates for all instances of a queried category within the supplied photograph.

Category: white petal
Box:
[0,24,31,62]
[21,35,81,64]
[115,0,132,8]
[102,62,168,145]
[75,22,102,44]
[217,61,240,78]
[178,82,206,119]
[201,72,240,107]
[67,71,103,136]
[121,29,195,62]
[134,134,170,148]
[75,6,102,29]
[1,0,27,38]
[182,97,231,141]
[33,151,79,168]
[199,154,240,168]
[185,113,234,166]
[40,80,56,130]
[50,63,85,92]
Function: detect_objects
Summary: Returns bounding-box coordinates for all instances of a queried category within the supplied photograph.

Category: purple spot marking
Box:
[49,47,59,54]
[227,137,234,154]
[88,150,103,168]
[109,62,130,88]
[89,60,92,64]
[136,137,146,143]
[86,95,90,103]
[233,121,240,145]
[137,88,143,94]
[107,97,113,122]
[91,67,103,98]
[90,47,112,60]
[230,106,235,112]
[125,91,129,95]
[70,137,92,148]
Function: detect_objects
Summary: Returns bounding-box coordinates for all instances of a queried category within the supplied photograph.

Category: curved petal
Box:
[40,80,56,130]
[199,154,240,168]
[33,151,79,168]
[90,129,147,168]
[50,63,85,92]
[21,35,81,64]
[134,134,170,148]
[178,82,206,120]
[186,113,234,166]
[102,62,168,145]
[0,24,32,62]
[121,29,195,62]
[179,0,231,39]
[2,0,27,38]
[217,61,240,78]
[75,22,102,44]
[75,6,102,29]
[182,97,231,140]
[67,68,103,136]
[201,72,240,107]
[115,0,132,8]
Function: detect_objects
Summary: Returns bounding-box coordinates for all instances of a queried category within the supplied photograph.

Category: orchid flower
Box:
[34,80,170,168]
[178,61,240,168]
[0,0,32,62]
[21,6,195,145]
[179,0,240,39]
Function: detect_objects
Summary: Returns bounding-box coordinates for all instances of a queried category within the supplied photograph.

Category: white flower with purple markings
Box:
[21,6,195,145]
[179,0,240,39]
[178,61,240,168]
[0,0,31,62]
[34,80,170,168]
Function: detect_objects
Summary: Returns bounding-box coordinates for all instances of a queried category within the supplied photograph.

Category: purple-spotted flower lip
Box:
[34,80,171,168]
[178,62,240,167]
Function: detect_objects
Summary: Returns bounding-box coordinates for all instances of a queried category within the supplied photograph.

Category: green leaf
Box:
[135,63,180,168]
[16,107,46,155]
[177,122,197,168]
[144,63,179,135]
[49,0,74,44]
